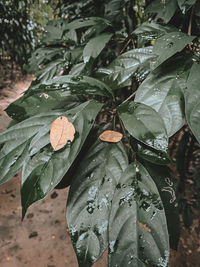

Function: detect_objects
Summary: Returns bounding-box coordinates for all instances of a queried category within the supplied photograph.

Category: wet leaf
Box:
[43,75,114,98]
[118,101,168,153]
[142,162,180,250]
[20,100,103,218]
[185,62,200,143]
[55,127,99,189]
[152,32,195,69]
[50,116,75,151]
[67,141,128,267]
[6,90,80,122]
[62,17,112,31]
[0,111,64,184]
[99,130,123,143]
[83,33,113,63]
[42,19,77,44]
[133,22,177,41]
[137,144,171,165]
[135,54,192,137]
[97,47,155,89]
[0,139,31,185]
[108,162,169,266]
[145,0,178,23]
[177,0,196,13]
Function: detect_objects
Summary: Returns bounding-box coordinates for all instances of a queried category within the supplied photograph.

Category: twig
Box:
[188,5,195,50]
[121,91,136,105]
[188,5,195,36]
[120,39,131,54]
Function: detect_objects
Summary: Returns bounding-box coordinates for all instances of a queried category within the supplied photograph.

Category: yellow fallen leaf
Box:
[99,130,123,143]
[137,221,151,233]
[50,116,75,151]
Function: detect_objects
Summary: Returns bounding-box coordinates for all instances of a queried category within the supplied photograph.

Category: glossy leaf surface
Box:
[143,162,180,250]
[137,144,171,165]
[63,17,112,31]
[0,139,30,185]
[21,100,103,218]
[0,111,62,184]
[108,162,169,266]
[177,0,196,13]
[133,22,176,41]
[97,47,155,89]
[135,55,192,136]
[118,101,168,153]
[185,62,200,142]
[67,141,128,266]
[6,90,80,122]
[34,58,67,83]
[83,33,112,63]
[43,75,114,98]
[152,32,195,69]
[145,0,178,23]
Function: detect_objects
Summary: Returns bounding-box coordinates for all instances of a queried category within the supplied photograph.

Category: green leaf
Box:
[0,111,62,185]
[42,20,77,44]
[185,62,200,143]
[0,139,30,185]
[135,54,192,136]
[6,90,80,122]
[55,127,99,190]
[177,0,196,13]
[145,0,178,23]
[21,100,103,218]
[34,58,67,82]
[0,112,60,146]
[97,47,156,89]
[152,32,195,69]
[63,17,112,31]
[143,162,180,250]
[108,162,169,266]
[83,33,113,63]
[44,75,114,98]
[133,22,177,41]
[137,144,171,165]
[67,141,128,266]
[25,47,65,73]
[118,101,168,153]
[69,62,86,76]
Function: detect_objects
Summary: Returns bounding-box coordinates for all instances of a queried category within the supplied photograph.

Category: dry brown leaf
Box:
[137,221,151,233]
[99,130,123,143]
[50,116,75,151]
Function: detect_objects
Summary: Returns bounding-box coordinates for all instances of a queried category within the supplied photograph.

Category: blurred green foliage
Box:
[0,0,56,67]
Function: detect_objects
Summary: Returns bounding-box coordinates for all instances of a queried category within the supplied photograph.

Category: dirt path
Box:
[0,76,199,267]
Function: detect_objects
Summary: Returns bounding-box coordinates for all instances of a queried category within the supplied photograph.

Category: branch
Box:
[188,5,195,36]
[121,91,136,105]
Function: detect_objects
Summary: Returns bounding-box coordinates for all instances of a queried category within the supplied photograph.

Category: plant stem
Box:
[188,5,195,36]
[188,5,195,50]
[121,91,136,105]
[120,39,131,54]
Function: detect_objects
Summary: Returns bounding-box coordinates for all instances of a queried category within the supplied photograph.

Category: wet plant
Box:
[1,0,200,266]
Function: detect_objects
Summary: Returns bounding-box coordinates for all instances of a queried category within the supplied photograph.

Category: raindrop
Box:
[167,42,173,48]
[151,211,157,220]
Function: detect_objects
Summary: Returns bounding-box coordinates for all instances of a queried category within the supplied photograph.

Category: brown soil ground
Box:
[0,64,199,267]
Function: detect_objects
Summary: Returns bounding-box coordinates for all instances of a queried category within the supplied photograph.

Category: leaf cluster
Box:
[1,0,200,266]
